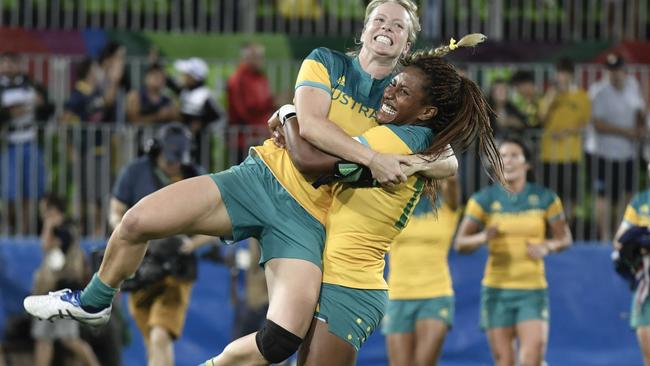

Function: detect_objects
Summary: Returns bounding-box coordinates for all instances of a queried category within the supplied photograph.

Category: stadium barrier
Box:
[0,238,641,366]
[1,0,648,41]
[0,123,647,240]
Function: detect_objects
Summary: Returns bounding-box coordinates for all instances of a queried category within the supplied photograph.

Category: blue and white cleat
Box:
[23,289,111,327]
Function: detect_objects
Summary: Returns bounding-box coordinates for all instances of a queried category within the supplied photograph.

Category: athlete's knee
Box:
[119,207,149,242]
[255,319,303,363]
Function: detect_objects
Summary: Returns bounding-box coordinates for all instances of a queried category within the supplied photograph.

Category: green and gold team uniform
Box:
[211,47,392,268]
[382,197,460,334]
[315,124,433,350]
[622,189,650,328]
[464,183,565,329]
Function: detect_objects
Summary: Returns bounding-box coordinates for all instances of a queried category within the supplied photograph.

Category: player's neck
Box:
[357,49,397,80]
[507,178,526,193]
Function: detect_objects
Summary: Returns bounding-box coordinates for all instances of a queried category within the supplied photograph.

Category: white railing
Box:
[1,0,648,41]
[1,123,647,242]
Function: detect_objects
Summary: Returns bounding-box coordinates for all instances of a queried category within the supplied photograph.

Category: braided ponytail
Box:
[403,33,506,205]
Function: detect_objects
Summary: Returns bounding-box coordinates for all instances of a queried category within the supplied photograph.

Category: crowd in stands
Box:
[0,41,648,242]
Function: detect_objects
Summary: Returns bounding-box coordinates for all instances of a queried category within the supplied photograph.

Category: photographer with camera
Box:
[31,194,100,366]
[110,122,214,366]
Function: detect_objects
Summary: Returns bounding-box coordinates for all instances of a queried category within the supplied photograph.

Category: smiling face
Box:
[376,66,437,125]
[360,2,412,59]
[499,142,530,184]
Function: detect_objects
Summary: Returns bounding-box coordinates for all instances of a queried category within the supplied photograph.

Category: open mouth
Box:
[374,35,393,46]
[381,103,397,116]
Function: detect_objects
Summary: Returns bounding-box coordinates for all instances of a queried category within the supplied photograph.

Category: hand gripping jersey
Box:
[388,197,460,299]
[465,183,565,289]
[322,124,433,290]
[253,47,393,224]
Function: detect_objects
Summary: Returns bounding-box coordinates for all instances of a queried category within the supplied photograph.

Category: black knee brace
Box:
[255,319,302,363]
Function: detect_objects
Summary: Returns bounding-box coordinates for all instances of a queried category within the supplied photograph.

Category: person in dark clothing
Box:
[126,64,177,125]
[110,122,215,366]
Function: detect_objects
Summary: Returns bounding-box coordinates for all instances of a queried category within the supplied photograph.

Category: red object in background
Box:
[0,27,48,54]
[227,63,275,148]
[592,41,650,65]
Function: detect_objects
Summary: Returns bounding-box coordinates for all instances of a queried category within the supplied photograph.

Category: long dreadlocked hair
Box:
[402,34,506,206]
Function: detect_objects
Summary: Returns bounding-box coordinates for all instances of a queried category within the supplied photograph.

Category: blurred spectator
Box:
[60,58,104,123]
[487,78,526,138]
[110,122,213,366]
[97,41,129,124]
[126,64,177,125]
[0,52,52,235]
[60,58,108,237]
[510,70,542,130]
[31,194,100,366]
[587,54,646,240]
[227,42,277,161]
[173,57,223,162]
[538,58,591,222]
[228,239,269,340]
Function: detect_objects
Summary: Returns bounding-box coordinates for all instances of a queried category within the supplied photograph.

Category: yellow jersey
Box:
[464,183,565,289]
[388,198,460,299]
[322,124,433,290]
[540,88,591,163]
[253,47,392,224]
[624,189,650,227]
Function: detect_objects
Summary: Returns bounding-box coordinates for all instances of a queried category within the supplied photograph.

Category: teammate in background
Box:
[382,175,461,366]
[613,163,650,366]
[455,138,572,366]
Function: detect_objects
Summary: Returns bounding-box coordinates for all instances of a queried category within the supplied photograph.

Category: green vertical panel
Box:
[154,0,169,15]
[83,0,102,13]
[106,30,152,57]
[257,0,274,17]
[103,0,118,13]
[2,0,18,10]
[145,33,292,60]
[33,0,49,11]
[62,0,76,12]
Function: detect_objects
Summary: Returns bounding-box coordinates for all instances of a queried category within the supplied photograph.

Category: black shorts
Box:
[587,155,635,201]
[541,162,579,202]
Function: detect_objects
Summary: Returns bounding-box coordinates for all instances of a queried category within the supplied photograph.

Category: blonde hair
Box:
[364,0,421,45]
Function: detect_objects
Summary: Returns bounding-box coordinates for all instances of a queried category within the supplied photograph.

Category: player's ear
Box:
[417,105,437,121]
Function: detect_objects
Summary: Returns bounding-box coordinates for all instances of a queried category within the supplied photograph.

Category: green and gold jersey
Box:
[465,183,565,289]
[388,197,460,299]
[253,47,392,225]
[323,124,433,290]
[624,189,650,227]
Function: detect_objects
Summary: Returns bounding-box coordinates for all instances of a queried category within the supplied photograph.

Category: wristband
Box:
[278,104,296,126]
